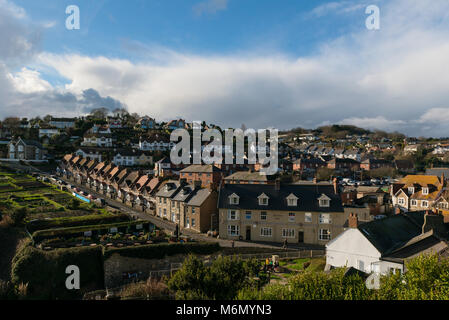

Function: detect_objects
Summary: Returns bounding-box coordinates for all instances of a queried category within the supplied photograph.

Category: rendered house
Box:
[217,181,349,245]
[138,135,174,151]
[38,128,60,139]
[81,133,113,148]
[326,211,449,274]
[75,148,103,162]
[391,175,445,212]
[49,117,76,129]
[112,149,153,167]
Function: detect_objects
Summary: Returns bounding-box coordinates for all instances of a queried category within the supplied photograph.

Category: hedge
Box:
[26,213,131,233]
[32,220,152,242]
[11,245,104,300]
[104,242,221,260]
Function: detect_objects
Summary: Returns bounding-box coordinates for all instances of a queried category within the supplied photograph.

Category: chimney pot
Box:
[275,178,280,191]
[349,213,358,228]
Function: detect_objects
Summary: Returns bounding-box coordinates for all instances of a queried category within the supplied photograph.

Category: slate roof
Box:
[156,180,182,198]
[180,164,221,173]
[382,230,448,262]
[171,184,213,206]
[426,168,449,178]
[218,183,344,212]
[357,211,428,256]
[224,171,274,182]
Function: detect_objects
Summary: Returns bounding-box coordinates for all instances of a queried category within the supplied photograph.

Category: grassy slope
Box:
[0,226,26,281]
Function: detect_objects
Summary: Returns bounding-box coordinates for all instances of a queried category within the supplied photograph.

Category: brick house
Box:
[360,159,394,171]
[179,164,223,189]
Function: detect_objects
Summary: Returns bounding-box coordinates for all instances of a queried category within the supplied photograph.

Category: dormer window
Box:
[229,193,239,205]
[258,193,269,206]
[318,194,331,208]
[408,187,414,194]
[422,187,429,195]
[287,193,298,206]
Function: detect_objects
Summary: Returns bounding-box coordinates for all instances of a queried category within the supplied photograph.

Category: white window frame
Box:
[411,199,417,206]
[319,213,332,224]
[305,212,312,223]
[398,198,405,205]
[282,228,295,238]
[288,212,295,222]
[259,197,268,206]
[319,229,331,241]
[422,188,429,195]
[319,199,330,207]
[228,210,239,220]
[227,225,240,236]
[422,200,429,208]
[260,211,267,221]
[229,195,239,205]
[260,227,272,237]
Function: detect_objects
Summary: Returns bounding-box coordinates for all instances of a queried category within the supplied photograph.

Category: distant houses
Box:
[49,117,76,129]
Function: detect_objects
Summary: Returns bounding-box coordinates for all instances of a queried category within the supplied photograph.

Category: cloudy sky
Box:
[2,0,449,137]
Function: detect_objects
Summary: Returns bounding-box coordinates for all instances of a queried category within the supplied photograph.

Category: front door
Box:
[298,231,304,243]
[246,226,251,240]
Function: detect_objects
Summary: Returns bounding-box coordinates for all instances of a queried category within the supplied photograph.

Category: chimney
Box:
[333,177,338,194]
[193,180,202,189]
[348,213,358,228]
[422,211,446,236]
[275,178,280,191]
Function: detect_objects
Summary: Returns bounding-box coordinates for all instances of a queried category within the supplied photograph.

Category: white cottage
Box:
[326,211,448,275]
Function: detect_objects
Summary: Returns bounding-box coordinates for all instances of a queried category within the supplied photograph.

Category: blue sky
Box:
[2,0,449,137]
[15,0,361,59]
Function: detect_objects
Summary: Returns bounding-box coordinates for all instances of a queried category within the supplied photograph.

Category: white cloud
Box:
[3,0,449,137]
[0,0,26,19]
[8,68,52,93]
[309,1,366,17]
[193,0,228,16]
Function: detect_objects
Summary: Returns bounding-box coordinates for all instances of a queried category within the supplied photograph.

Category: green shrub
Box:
[10,207,27,226]
[11,245,104,300]
[168,255,262,300]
